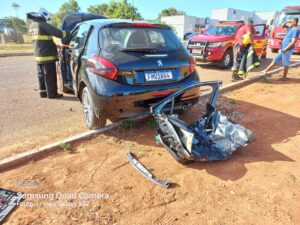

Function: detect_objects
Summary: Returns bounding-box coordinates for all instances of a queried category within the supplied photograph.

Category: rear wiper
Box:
[121,48,158,53]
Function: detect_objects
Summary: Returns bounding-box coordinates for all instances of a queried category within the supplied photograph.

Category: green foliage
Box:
[12,2,20,17]
[87,4,108,16]
[158,7,185,20]
[87,0,143,20]
[59,142,71,152]
[2,17,27,34]
[147,118,158,128]
[51,0,81,27]
[121,119,135,129]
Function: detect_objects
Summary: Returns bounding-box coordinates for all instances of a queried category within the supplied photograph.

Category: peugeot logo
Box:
[157,60,163,67]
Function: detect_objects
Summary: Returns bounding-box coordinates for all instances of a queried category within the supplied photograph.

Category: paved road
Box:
[0,52,299,158]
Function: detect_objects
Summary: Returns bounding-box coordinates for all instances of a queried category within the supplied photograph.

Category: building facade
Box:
[161,15,218,40]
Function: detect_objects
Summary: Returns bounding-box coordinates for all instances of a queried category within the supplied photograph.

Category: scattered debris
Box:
[0,188,23,223]
[127,151,171,188]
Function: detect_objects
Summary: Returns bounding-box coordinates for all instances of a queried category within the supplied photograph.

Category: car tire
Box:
[218,49,233,69]
[81,87,106,129]
[271,48,279,53]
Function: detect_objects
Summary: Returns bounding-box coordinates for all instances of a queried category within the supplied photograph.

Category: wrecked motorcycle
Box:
[151,81,253,164]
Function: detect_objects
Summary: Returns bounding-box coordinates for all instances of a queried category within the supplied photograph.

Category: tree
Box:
[51,0,81,27]
[12,2,20,17]
[158,7,185,20]
[2,16,26,34]
[87,4,108,16]
[87,0,143,20]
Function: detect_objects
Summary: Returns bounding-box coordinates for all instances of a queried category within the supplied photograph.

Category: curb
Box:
[0,52,33,57]
[0,62,299,171]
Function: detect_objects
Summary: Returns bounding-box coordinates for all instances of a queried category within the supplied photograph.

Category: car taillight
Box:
[189,55,196,73]
[87,55,118,80]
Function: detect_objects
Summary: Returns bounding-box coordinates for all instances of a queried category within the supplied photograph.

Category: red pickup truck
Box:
[187,21,267,69]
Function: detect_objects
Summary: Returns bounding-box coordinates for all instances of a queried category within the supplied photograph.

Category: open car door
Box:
[253,24,267,57]
[57,13,106,93]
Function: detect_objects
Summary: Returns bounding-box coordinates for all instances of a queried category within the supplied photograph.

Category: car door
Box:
[69,23,92,94]
[253,24,267,56]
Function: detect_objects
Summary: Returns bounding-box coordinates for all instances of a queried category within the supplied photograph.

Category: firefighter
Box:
[232,18,255,80]
[27,7,67,98]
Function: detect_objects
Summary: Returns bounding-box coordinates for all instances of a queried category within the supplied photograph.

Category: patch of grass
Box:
[59,142,71,153]
[121,119,135,129]
[147,118,158,128]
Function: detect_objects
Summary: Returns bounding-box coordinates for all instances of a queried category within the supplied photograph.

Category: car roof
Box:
[80,19,171,29]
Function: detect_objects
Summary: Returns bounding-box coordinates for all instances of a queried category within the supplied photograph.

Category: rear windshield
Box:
[276,12,300,26]
[98,27,183,52]
[203,25,237,36]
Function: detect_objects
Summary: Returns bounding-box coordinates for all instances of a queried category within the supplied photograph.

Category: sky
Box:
[1,0,299,20]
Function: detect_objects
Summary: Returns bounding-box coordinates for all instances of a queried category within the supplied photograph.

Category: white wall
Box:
[211,8,229,21]
[161,15,185,39]
[212,8,280,25]
[254,11,280,24]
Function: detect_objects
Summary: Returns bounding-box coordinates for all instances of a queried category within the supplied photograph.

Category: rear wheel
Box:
[81,87,106,129]
[271,48,279,53]
[218,49,233,69]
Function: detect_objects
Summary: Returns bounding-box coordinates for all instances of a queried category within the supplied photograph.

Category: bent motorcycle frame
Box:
[151,81,222,162]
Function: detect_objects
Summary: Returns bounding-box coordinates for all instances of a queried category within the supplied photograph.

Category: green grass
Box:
[59,142,71,153]
[121,119,135,129]
[0,43,33,54]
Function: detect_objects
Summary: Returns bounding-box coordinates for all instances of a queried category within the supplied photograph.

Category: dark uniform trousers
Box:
[37,62,58,98]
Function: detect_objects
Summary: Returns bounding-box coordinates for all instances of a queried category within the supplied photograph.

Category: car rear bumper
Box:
[86,73,201,120]
[190,47,226,62]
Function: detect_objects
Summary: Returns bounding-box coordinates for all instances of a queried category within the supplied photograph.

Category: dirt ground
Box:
[1,68,300,225]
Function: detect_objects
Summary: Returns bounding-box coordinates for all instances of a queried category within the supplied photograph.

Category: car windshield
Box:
[98,26,183,53]
[276,12,300,26]
[203,25,237,36]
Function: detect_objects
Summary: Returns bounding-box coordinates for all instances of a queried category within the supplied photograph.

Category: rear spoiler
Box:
[105,22,171,30]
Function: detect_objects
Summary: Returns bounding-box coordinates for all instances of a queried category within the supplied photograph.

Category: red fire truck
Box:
[269,6,300,53]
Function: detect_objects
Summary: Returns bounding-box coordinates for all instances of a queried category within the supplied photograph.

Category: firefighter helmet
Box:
[35,7,51,21]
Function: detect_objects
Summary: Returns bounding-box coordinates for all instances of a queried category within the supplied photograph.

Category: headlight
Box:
[207,42,224,48]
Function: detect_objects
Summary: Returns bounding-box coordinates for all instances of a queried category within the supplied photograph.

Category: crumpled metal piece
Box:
[189,112,252,161]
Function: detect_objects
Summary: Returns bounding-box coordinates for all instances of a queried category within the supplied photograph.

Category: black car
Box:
[60,18,201,129]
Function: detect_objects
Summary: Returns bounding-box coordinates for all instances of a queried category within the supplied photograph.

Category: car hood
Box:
[190,34,233,42]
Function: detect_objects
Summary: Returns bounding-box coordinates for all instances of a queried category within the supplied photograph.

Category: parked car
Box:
[58,18,201,129]
[0,23,24,44]
[269,6,300,53]
[187,21,267,69]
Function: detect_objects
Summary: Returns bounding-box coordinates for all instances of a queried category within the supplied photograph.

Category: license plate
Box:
[144,70,173,82]
[192,49,203,55]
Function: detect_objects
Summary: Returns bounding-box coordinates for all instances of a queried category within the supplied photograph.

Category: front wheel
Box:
[218,49,233,69]
[81,87,106,129]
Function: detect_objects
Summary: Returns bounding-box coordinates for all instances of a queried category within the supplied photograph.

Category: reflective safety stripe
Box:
[35,56,58,62]
[32,35,53,41]
[62,31,67,38]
